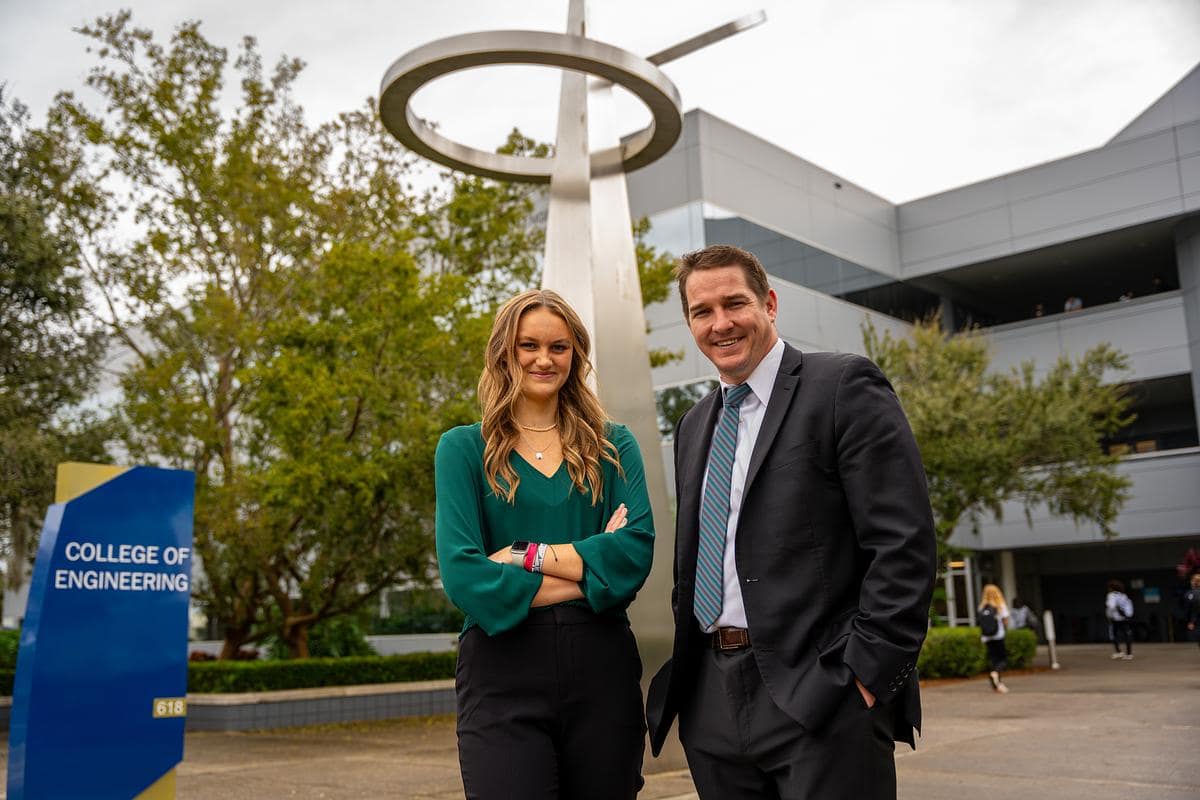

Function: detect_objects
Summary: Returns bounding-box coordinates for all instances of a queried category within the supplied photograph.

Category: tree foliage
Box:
[864,318,1134,558]
[0,91,110,594]
[47,12,539,657]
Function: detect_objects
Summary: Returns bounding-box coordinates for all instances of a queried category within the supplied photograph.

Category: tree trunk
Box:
[219,616,256,660]
[219,630,249,660]
[285,622,310,659]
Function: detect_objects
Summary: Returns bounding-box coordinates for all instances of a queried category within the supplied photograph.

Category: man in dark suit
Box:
[646,244,936,799]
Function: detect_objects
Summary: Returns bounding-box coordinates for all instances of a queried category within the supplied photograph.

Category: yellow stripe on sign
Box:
[133,768,177,799]
[55,462,130,504]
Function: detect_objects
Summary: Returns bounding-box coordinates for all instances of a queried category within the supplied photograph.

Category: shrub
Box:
[266,616,377,660]
[307,617,376,658]
[0,629,20,669]
[0,649,455,697]
[918,626,1040,678]
[186,651,456,693]
[917,627,986,678]
[1005,628,1037,668]
[371,588,465,635]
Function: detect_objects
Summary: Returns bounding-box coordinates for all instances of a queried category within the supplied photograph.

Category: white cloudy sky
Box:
[1,0,1197,202]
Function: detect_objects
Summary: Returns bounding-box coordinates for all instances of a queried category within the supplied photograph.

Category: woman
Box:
[979,583,1011,693]
[435,289,655,800]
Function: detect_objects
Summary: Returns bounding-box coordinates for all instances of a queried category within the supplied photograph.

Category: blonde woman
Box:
[978,583,1011,693]
[435,289,655,800]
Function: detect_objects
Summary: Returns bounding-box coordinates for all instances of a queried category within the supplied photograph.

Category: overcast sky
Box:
[2,0,1198,202]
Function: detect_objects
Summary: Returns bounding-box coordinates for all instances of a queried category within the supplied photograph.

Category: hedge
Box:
[0,652,456,696]
[186,651,457,693]
[917,627,1037,679]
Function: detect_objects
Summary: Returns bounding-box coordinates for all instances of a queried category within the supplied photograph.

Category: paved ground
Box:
[3,643,1198,798]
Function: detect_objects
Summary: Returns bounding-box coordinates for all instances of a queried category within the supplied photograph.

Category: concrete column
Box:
[944,570,958,627]
[964,556,977,626]
[1175,216,1200,435]
[939,295,957,332]
[2,582,29,628]
[998,549,1017,605]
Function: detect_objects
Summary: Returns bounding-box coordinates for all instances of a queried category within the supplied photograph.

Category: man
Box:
[646,245,936,799]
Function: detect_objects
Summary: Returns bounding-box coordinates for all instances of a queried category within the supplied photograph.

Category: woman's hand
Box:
[488,546,512,564]
[604,503,628,533]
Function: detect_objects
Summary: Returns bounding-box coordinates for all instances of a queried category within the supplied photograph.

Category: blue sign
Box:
[7,464,195,799]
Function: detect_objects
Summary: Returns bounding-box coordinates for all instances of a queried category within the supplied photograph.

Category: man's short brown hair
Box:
[674,244,771,319]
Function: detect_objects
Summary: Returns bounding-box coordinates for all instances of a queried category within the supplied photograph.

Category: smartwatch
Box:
[510,541,531,567]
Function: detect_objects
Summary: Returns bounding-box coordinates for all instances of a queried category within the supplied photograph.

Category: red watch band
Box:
[523,544,538,572]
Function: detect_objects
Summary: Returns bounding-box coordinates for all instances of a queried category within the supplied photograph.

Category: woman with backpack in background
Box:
[1106,579,1135,660]
[979,584,1011,694]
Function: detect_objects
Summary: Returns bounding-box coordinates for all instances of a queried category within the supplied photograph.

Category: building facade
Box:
[631,65,1200,644]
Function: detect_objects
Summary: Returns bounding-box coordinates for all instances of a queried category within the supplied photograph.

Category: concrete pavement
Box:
[895,643,1200,800]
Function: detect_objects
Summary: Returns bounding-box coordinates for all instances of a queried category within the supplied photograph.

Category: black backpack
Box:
[978,604,1000,636]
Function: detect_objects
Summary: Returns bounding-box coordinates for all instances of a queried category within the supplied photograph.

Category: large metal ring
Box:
[379,31,683,184]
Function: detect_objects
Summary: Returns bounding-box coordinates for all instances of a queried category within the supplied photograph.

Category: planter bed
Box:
[185,678,456,731]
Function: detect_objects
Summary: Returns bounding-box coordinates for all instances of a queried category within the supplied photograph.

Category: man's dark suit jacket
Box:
[646,344,937,756]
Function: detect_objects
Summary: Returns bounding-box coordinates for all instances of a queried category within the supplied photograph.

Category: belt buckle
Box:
[714,627,749,651]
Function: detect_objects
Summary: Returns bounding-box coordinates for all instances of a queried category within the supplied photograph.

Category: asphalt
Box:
[3,643,1198,798]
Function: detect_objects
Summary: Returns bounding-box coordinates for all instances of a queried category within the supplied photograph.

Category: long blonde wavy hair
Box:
[980,584,1007,610]
[478,290,621,504]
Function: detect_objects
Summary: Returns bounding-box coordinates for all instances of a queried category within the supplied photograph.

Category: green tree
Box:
[633,216,683,369]
[0,90,110,599]
[53,13,551,657]
[863,318,1134,559]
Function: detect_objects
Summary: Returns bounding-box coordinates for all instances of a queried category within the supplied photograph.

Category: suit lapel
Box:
[675,388,721,582]
[743,344,804,493]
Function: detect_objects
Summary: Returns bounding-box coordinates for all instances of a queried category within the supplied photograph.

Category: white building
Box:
[632,65,1200,644]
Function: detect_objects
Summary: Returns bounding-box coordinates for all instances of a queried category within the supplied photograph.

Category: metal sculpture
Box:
[379,1,764,641]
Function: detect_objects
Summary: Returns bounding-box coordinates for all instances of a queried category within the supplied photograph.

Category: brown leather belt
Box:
[709,627,751,650]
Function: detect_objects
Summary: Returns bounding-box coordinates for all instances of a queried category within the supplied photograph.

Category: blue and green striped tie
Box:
[694,383,752,630]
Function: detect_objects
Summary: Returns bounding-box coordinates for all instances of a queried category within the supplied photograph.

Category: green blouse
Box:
[434,422,655,636]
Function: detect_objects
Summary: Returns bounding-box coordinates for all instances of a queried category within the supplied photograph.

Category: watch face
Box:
[511,540,530,553]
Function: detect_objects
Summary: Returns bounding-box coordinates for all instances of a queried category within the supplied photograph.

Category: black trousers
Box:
[679,647,898,800]
[985,639,1007,672]
[455,606,645,800]
[1111,620,1133,654]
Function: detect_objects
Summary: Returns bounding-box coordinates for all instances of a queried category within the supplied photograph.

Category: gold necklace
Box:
[520,430,559,461]
[518,421,557,432]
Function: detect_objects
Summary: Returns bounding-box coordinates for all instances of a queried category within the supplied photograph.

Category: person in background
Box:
[1118,289,1134,302]
[435,289,655,800]
[1033,302,1045,318]
[1106,579,1135,661]
[1063,295,1084,313]
[1182,573,1200,650]
[1008,596,1039,638]
[979,584,1011,693]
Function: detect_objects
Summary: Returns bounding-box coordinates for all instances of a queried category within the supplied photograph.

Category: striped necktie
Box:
[694,383,752,630]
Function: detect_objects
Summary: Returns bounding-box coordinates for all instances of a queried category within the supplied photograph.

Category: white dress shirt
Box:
[701,337,785,632]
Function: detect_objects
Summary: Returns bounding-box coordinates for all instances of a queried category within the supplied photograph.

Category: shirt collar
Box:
[720,337,784,407]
